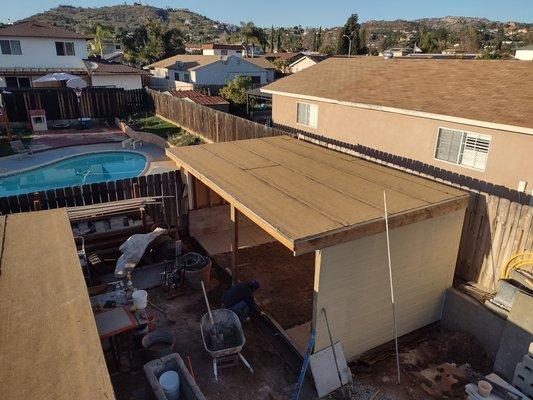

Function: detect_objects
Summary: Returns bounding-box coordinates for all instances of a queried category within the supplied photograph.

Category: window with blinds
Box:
[435,128,491,171]
[296,102,318,128]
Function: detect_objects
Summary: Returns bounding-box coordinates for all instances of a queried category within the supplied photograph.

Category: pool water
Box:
[0,151,147,197]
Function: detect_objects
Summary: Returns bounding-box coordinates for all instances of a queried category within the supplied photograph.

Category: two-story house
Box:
[201,43,244,57]
[261,57,533,193]
[146,54,275,89]
[0,22,145,90]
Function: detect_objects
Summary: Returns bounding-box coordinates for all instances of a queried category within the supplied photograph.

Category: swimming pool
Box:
[0,151,147,197]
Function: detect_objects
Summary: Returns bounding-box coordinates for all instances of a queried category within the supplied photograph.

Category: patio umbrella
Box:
[32,72,81,83]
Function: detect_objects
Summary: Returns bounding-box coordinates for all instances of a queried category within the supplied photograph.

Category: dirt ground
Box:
[211,242,315,329]
[110,275,316,400]
[326,325,492,400]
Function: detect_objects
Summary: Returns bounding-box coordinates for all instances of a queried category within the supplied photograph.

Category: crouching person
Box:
[221,280,260,322]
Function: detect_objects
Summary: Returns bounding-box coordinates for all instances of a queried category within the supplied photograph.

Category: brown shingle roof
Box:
[0,21,90,39]
[243,57,276,69]
[262,57,533,129]
[85,59,148,75]
[146,55,224,70]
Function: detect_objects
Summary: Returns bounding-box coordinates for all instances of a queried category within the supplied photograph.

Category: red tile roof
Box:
[0,22,90,40]
[170,90,229,105]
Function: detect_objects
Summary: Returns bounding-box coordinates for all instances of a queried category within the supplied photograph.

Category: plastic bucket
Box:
[159,370,180,400]
[132,289,148,310]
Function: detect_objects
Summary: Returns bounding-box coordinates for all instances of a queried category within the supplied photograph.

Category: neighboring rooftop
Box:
[243,56,277,69]
[262,57,533,129]
[166,135,467,255]
[146,54,228,70]
[147,54,275,71]
[202,43,243,50]
[84,59,148,75]
[0,209,115,400]
[0,21,90,40]
[170,90,229,105]
[516,44,533,50]
[263,52,303,61]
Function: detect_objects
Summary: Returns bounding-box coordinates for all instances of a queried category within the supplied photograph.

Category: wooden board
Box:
[0,209,115,400]
[167,136,468,254]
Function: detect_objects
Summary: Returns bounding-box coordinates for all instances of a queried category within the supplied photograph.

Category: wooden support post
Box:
[230,205,239,284]
[132,182,140,199]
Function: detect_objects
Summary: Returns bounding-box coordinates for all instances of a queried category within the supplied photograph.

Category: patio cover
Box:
[166,136,468,255]
[0,209,115,400]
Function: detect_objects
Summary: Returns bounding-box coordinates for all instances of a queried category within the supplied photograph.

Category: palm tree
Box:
[88,23,113,58]
[239,22,263,57]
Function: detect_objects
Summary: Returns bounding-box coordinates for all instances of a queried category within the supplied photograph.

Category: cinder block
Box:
[513,343,533,397]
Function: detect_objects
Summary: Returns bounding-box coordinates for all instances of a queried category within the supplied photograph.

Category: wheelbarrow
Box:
[200,309,253,380]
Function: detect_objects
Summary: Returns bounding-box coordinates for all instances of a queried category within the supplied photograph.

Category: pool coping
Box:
[0,149,153,179]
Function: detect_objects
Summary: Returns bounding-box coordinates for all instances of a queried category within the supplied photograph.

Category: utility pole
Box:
[342,34,352,57]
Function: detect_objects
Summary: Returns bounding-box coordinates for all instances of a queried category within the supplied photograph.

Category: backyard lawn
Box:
[128,114,203,146]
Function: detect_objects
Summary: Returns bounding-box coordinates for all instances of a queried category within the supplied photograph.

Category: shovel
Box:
[201,281,224,350]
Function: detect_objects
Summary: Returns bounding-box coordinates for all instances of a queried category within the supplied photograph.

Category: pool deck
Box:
[0,142,177,176]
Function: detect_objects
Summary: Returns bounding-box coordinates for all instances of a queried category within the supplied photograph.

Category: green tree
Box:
[269,26,275,53]
[316,27,323,51]
[219,76,253,105]
[239,22,265,56]
[337,14,362,55]
[88,23,113,57]
[276,29,282,52]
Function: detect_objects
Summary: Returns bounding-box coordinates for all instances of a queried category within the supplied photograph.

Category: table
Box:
[95,306,138,371]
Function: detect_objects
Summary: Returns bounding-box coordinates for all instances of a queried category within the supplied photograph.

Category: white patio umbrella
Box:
[32,72,81,83]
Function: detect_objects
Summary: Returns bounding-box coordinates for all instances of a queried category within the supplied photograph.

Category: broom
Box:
[201,281,224,350]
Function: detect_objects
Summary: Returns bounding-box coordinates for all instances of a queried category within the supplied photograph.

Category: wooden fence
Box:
[146,88,286,142]
[3,88,147,122]
[0,171,184,228]
[456,193,533,291]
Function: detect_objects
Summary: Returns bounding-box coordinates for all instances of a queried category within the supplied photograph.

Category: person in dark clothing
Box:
[221,280,260,322]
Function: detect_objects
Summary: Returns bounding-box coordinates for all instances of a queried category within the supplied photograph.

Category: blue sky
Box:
[1,0,532,26]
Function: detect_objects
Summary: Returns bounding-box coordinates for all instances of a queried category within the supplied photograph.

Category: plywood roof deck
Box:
[167,136,468,254]
[0,209,115,400]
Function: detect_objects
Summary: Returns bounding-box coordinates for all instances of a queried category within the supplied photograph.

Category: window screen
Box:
[10,40,22,55]
[435,128,490,171]
[297,102,318,128]
[55,42,65,56]
[65,42,75,56]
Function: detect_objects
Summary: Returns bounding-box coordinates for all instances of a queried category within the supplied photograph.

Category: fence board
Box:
[0,173,184,229]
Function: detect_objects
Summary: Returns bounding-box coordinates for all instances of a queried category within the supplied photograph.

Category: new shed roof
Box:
[167,136,468,254]
[0,209,115,400]
[262,57,533,129]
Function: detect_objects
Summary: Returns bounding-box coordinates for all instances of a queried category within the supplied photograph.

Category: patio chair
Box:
[10,140,34,158]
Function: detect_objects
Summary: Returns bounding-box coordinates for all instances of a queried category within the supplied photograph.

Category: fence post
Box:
[33,193,41,211]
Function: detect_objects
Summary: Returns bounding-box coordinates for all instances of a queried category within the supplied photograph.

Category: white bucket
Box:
[159,370,180,400]
[132,289,148,310]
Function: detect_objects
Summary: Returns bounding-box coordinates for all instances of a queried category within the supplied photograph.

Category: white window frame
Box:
[0,40,22,55]
[296,102,318,129]
[55,41,75,56]
[434,127,491,172]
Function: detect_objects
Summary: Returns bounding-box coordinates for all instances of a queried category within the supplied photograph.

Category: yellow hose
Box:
[501,252,533,279]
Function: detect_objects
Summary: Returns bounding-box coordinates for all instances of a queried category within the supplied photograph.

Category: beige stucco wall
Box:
[313,208,465,360]
[272,95,533,191]
[289,57,316,73]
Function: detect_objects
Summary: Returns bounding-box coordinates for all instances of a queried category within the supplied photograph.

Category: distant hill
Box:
[19,4,235,43]
[15,5,532,54]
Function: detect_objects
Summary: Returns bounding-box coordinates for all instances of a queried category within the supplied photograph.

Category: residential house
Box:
[288,54,328,73]
[261,57,533,192]
[85,59,148,90]
[184,43,202,54]
[201,43,243,57]
[146,54,275,90]
[170,90,229,112]
[263,52,305,72]
[515,45,533,61]
[0,22,145,90]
